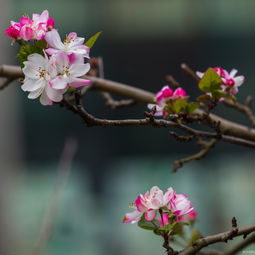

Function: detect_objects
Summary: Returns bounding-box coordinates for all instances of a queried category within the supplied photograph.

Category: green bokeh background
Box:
[0,1,254,255]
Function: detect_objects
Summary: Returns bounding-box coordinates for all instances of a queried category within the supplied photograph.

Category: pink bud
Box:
[5,26,20,39]
[19,16,32,26]
[156,86,173,105]
[172,88,187,99]
[47,17,55,29]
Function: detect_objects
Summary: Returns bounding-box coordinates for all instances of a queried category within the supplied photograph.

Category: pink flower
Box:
[196,67,244,95]
[45,29,89,58]
[123,186,175,224]
[5,10,55,41]
[49,52,91,90]
[156,85,173,106]
[5,22,21,39]
[147,86,188,116]
[172,87,187,99]
[169,194,194,218]
[158,213,169,227]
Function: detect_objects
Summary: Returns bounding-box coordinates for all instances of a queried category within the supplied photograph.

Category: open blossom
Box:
[50,52,91,90]
[45,29,89,58]
[196,67,245,95]
[148,86,188,116]
[5,10,54,41]
[170,194,194,218]
[21,53,65,105]
[123,186,196,227]
[123,186,175,223]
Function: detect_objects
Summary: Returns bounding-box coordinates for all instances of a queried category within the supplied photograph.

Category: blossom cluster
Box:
[5,10,91,105]
[123,186,196,228]
[148,67,244,117]
[196,67,244,96]
[5,10,54,41]
[148,86,188,116]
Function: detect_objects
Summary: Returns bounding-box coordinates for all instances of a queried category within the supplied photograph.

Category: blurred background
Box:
[0,0,255,254]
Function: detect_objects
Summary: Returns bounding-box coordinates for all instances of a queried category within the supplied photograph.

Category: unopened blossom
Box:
[156,85,173,106]
[49,52,91,90]
[148,86,188,116]
[196,67,244,95]
[5,10,54,41]
[172,87,187,99]
[45,29,89,58]
[21,53,65,105]
[123,186,175,223]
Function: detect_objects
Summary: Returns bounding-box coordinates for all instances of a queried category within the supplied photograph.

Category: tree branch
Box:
[179,223,255,255]
[223,98,255,127]
[223,232,255,255]
[1,64,255,143]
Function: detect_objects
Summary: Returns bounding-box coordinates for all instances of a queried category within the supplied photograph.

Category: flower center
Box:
[62,66,70,76]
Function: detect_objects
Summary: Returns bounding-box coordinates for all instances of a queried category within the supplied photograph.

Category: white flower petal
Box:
[27,86,44,99]
[27,53,47,69]
[69,63,90,77]
[45,29,64,50]
[50,76,69,89]
[45,84,64,102]
[40,90,53,105]
[21,77,45,92]
[234,76,245,87]
[229,69,238,78]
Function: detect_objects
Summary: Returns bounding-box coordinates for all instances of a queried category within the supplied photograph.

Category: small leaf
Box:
[17,44,44,68]
[186,102,199,114]
[198,68,222,93]
[85,31,102,48]
[138,216,159,231]
[196,94,212,102]
[172,99,188,113]
[170,222,189,236]
[158,223,173,231]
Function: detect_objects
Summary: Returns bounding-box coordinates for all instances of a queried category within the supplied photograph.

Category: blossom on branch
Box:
[50,52,91,90]
[45,29,89,58]
[148,86,191,116]
[123,186,196,229]
[5,10,54,41]
[196,67,245,95]
[21,53,65,105]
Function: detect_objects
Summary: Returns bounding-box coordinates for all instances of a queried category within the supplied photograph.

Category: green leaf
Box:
[138,216,159,231]
[170,222,189,236]
[172,99,188,113]
[85,31,102,48]
[158,223,173,231]
[186,102,199,114]
[17,43,44,68]
[198,68,222,93]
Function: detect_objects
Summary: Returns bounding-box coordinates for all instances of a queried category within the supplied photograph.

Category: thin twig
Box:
[172,138,217,172]
[181,63,200,82]
[1,64,255,142]
[97,57,136,109]
[223,99,255,127]
[165,75,181,88]
[32,137,77,255]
